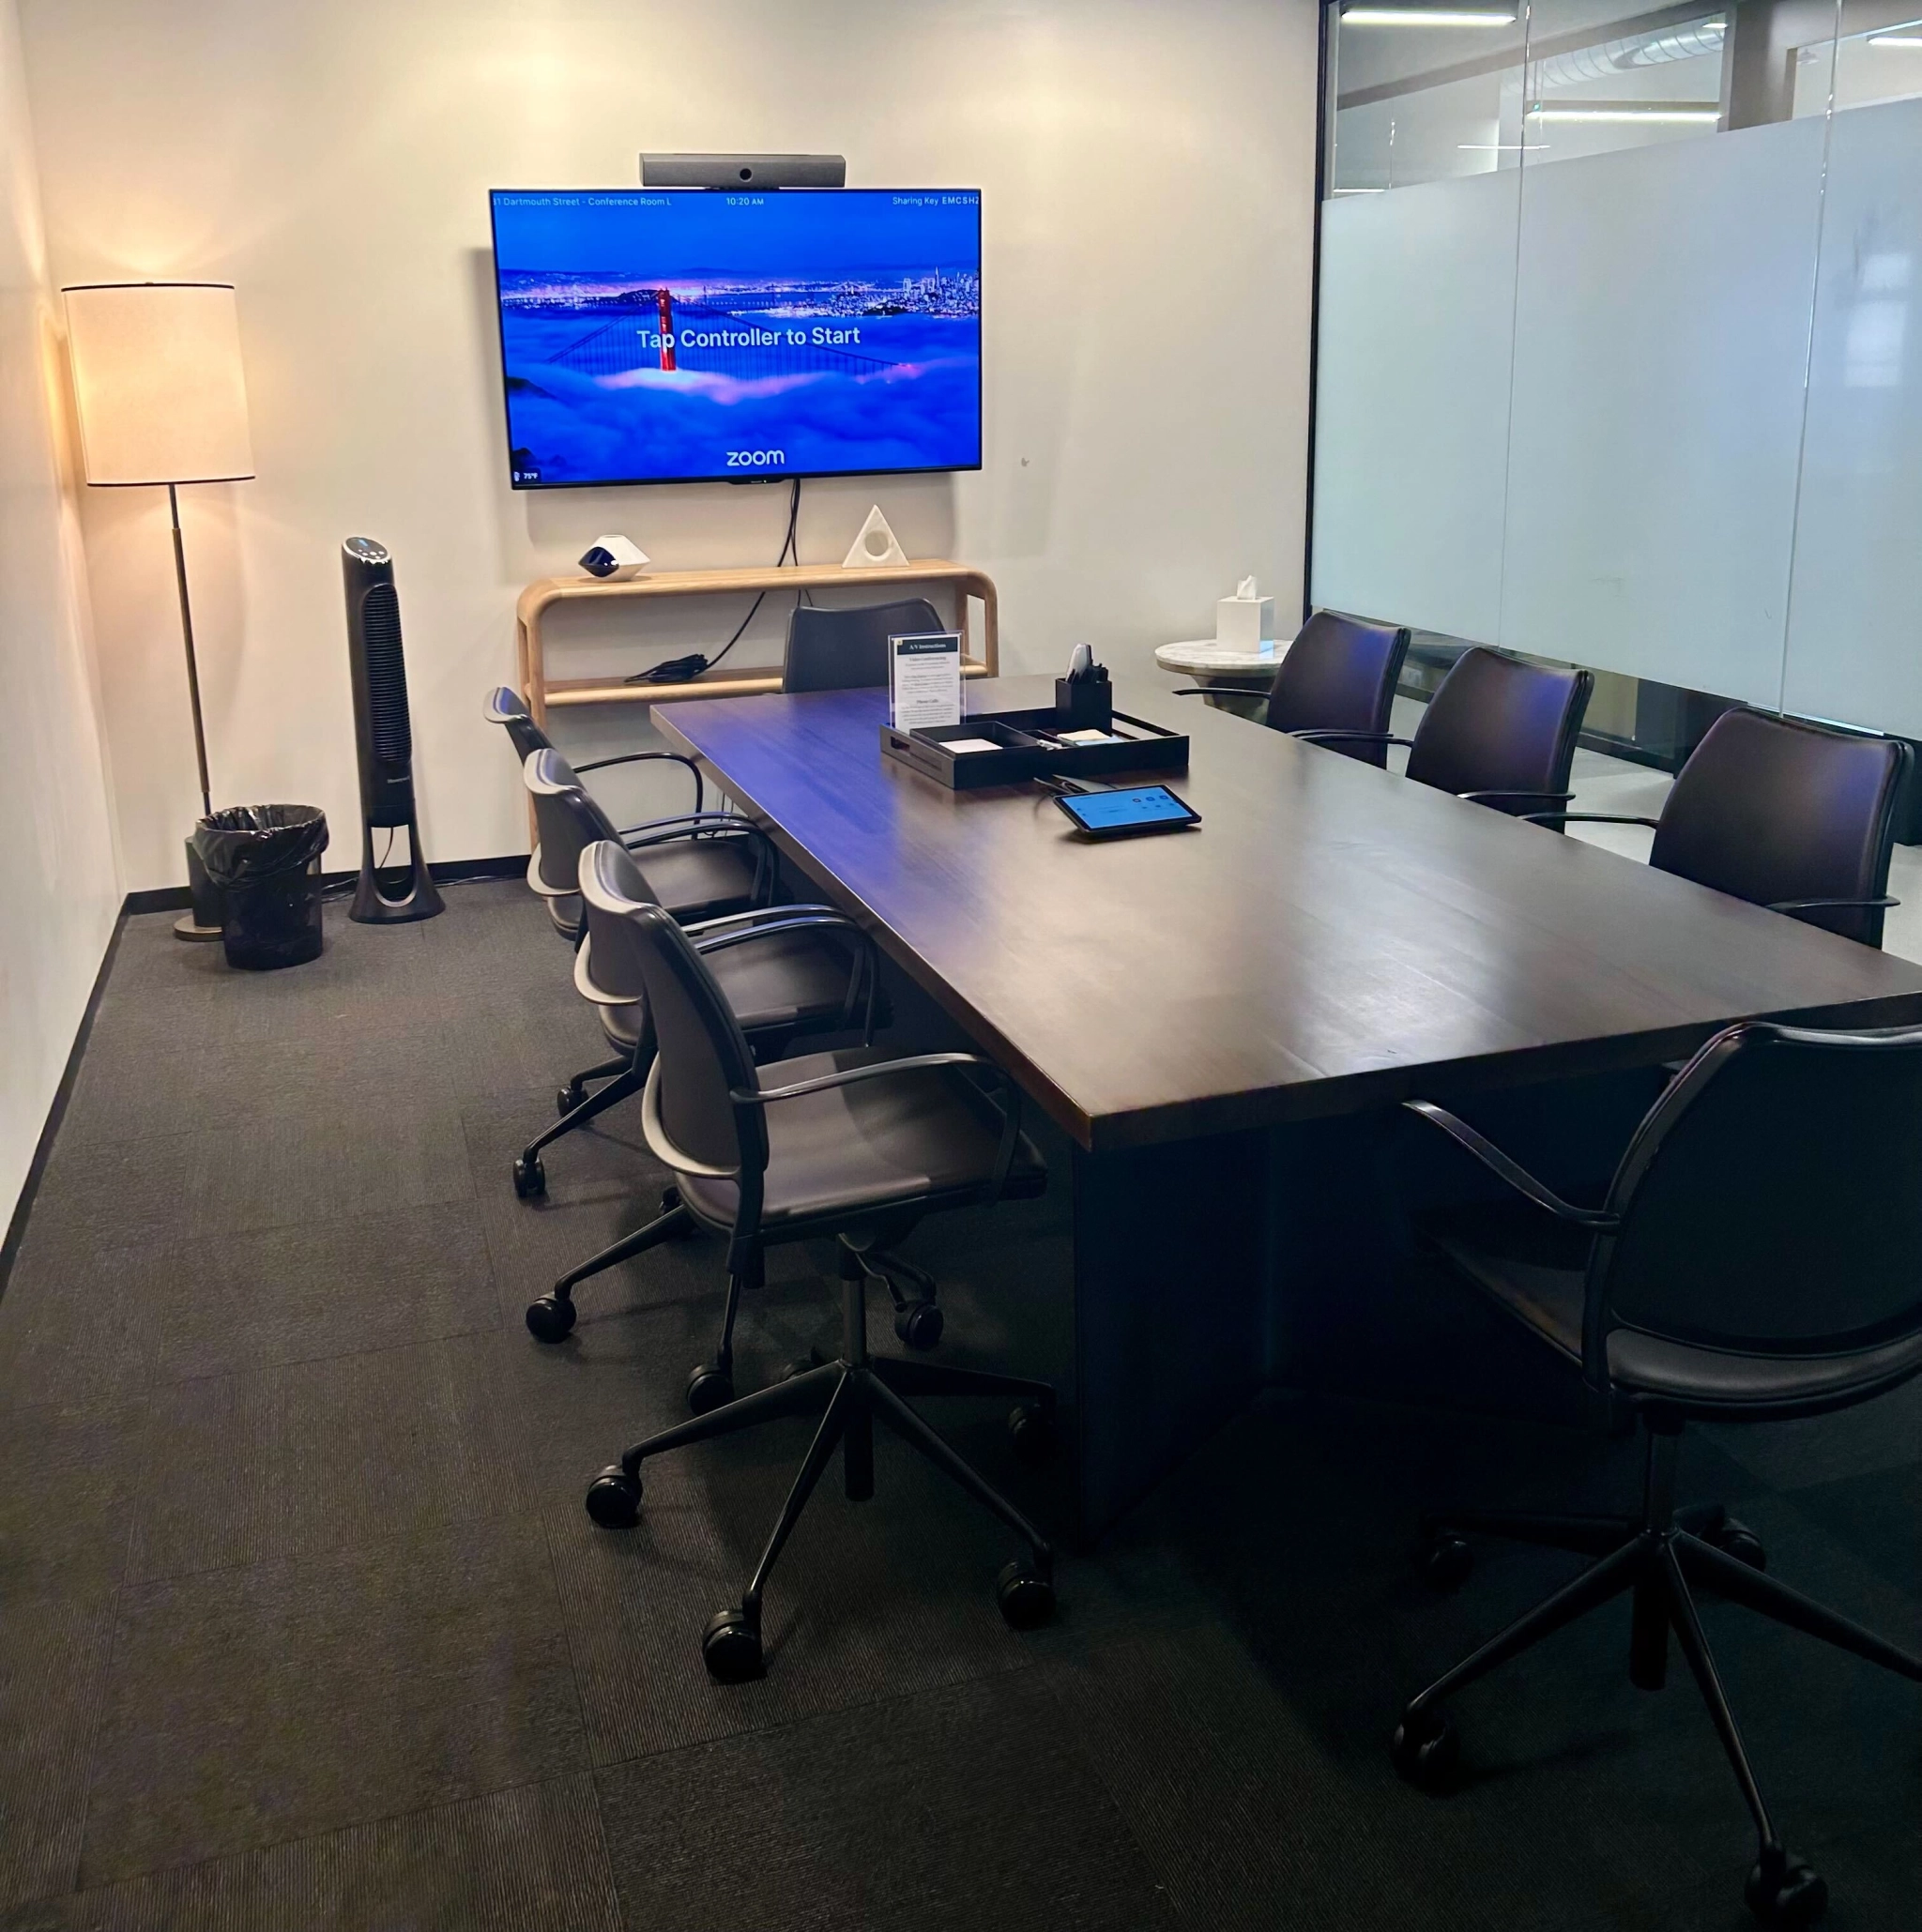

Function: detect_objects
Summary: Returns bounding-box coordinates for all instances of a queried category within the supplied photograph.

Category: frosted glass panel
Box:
[1311,172,1517,642]
[1500,118,1825,705]
[1783,93,1922,736]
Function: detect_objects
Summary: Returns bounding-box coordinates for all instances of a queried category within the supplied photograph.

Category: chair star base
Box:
[585,1251,1060,1681]
[1397,1423,1922,1925]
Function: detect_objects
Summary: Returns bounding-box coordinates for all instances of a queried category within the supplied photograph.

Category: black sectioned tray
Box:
[879,708,1188,791]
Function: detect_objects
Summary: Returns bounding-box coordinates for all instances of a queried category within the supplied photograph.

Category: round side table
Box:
[1153,640,1287,721]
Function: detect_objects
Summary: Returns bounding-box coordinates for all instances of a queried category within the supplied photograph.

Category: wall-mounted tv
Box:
[489,188,983,489]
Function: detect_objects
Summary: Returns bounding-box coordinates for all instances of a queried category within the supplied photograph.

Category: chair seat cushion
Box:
[1421,1199,1922,1420]
[633,838,759,920]
[677,1046,1046,1233]
[597,929,862,1053]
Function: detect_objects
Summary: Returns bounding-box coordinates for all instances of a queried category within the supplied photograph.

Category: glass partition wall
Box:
[1312,0,1922,758]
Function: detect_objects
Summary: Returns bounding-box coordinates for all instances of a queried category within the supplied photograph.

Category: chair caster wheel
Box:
[1008,1403,1058,1466]
[511,1155,546,1200]
[996,1559,1056,1631]
[687,1362,735,1414]
[1710,1519,1767,1573]
[1422,1532,1473,1592]
[783,1348,826,1382]
[702,1607,765,1682]
[1745,1850,1826,1925]
[557,1085,583,1118]
[525,1294,576,1344]
[585,1465,642,1529]
[893,1300,944,1350]
[1391,1707,1459,1791]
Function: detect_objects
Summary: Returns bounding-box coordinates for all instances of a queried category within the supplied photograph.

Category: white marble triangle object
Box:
[843,504,908,570]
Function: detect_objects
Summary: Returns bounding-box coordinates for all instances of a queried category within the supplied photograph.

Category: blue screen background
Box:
[490,190,982,487]
[1068,788,1195,831]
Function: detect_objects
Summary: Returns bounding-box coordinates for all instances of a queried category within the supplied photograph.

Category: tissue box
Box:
[1215,594,1274,649]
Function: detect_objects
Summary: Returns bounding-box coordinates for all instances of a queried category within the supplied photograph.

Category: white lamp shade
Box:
[62,281,254,486]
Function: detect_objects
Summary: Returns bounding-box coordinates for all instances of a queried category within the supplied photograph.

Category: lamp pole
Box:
[168,481,213,819]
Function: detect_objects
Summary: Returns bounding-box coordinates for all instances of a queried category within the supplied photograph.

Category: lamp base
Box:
[175,834,224,942]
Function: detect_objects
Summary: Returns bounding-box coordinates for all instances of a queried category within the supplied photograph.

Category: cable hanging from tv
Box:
[629,476,803,685]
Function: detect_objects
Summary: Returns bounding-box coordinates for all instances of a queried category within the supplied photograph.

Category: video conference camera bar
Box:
[639,153,847,190]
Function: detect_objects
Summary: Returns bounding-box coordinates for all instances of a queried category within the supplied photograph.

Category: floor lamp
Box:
[63,281,255,940]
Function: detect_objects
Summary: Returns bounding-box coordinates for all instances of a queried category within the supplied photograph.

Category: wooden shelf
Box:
[544,660,994,708]
[516,557,999,724]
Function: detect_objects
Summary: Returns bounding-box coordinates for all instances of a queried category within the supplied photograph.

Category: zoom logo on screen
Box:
[725,449,787,469]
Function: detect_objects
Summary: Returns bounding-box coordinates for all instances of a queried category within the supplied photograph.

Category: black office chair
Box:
[485,686,761,939]
[1393,1020,1922,1924]
[512,768,876,1219]
[574,840,1058,1681]
[1526,707,1910,949]
[519,747,776,1139]
[1302,647,1594,819]
[782,597,945,693]
[1172,610,1411,767]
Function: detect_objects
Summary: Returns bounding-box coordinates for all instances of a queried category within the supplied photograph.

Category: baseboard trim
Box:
[0,910,127,1306]
[121,852,530,918]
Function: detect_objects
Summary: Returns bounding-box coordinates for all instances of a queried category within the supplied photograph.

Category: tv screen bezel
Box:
[488,186,984,493]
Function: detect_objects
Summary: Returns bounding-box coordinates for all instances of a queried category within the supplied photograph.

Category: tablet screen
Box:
[1058,785,1197,834]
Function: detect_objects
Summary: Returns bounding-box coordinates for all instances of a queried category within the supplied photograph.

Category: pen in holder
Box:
[1056,665,1112,732]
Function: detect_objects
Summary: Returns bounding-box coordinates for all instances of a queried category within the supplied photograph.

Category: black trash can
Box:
[191,805,329,971]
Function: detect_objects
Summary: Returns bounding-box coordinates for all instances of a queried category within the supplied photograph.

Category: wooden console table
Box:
[515,559,998,726]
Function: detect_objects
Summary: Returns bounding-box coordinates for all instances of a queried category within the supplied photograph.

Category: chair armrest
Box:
[577,749,704,814]
[617,811,757,843]
[1457,789,1576,808]
[1767,895,1899,915]
[735,1051,996,1103]
[692,912,861,954]
[736,1053,1020,1194]
[1291,729,1410,750]
[1520,811,1661,830]
[683,904,841,935]
[1403,1100,1619,1229]
[620,814,778,907]
[698,913,878,1033]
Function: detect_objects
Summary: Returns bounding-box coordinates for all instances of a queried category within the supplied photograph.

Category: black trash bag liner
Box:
[191,804,329,886]
[191,805,328,970]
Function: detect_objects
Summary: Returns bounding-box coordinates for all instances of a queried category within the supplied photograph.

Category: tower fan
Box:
[341,537,444,922]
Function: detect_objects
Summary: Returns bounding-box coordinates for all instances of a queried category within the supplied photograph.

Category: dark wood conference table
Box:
[656,675,1922,1538]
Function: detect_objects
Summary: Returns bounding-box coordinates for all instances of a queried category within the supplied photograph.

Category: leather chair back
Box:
[524,749,622,901]
[1407,647,1594,815]
[783,598,945,694]
[576,841,660,1003]
[485,686,551,763]
[525,748,677,923]
[1594,1022,1922,1378]
[1650,708,1911,948]
[1267,611,1411,766]
[581,841,766,1179]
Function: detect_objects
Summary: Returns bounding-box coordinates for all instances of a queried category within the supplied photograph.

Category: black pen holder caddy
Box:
[1055,669,1112,732]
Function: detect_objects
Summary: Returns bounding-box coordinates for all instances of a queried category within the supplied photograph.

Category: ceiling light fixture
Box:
[1868,32,1922,45]
[1340,8,1518,26]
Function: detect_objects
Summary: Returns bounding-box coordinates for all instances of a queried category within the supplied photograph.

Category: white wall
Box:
[0,0,121,1227]
[15,0,1320,889]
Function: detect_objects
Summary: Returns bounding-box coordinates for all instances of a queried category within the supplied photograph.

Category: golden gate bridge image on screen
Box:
[551,286,903,384]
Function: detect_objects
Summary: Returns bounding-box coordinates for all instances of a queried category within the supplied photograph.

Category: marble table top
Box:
[1153,639,1289,677]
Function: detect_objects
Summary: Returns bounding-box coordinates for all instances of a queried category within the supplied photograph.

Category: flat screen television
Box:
[489,188,983,489]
